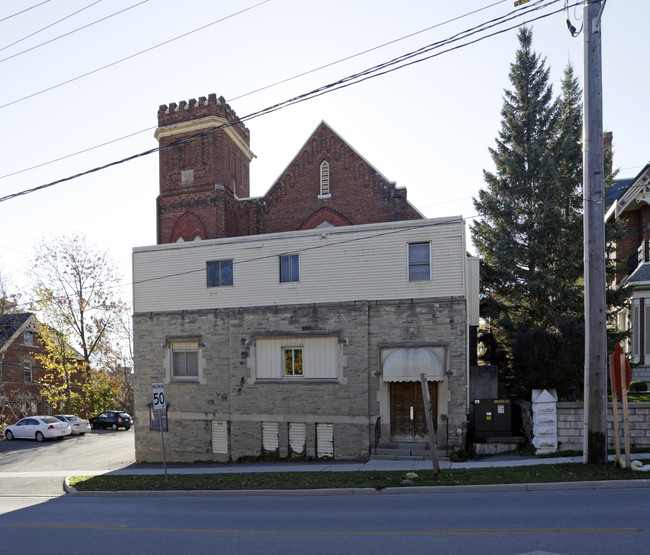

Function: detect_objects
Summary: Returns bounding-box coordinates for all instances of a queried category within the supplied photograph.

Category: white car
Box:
[3,416,71,442]
[54,414,92,435]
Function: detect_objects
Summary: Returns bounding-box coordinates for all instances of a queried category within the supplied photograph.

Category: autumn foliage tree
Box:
[29,234,132,415]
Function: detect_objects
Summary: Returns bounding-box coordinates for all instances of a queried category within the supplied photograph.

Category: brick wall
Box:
[155,95,422,245]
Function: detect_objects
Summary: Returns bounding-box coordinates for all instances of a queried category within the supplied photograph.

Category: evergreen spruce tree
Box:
[471,28,585,396]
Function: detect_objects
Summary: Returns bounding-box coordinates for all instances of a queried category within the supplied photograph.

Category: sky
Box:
[0,0,648,310]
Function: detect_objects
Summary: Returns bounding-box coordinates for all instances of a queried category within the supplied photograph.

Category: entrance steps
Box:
[370,441,450,461]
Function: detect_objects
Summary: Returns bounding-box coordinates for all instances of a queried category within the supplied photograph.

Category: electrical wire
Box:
[0,0,513,181]
[0,0,568,202]
[0,0,149,63]
[0,0,272,109]
[0,1,104,53]
[0,1,51,24]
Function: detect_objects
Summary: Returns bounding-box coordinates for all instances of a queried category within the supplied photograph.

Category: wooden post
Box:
[582,0,608,465]
[420,373,440,474]
[608,354,621,464]
[620,352,631,469]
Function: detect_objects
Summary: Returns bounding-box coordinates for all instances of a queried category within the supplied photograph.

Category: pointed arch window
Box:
[319,161,330,197]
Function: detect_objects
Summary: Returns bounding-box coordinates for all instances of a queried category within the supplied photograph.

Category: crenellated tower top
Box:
[156,93,250,144]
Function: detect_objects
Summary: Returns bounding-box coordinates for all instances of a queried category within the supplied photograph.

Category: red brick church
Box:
[154,93,422,244]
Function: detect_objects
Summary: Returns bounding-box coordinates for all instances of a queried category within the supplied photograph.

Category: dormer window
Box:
[319,161,330,197]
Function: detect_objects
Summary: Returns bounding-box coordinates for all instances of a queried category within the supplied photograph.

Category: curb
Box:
[63,477,650,497]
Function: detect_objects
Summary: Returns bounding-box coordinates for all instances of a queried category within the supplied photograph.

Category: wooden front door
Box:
[390,381,438,439]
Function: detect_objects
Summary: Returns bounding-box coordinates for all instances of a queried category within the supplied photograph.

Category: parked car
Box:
[54,414,91,435]
[3,416,71,442]
[89,411,132,431]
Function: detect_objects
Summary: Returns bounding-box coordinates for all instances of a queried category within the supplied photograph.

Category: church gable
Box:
[258,121,421,234]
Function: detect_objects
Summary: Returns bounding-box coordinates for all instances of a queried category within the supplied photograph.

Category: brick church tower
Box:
[155,94,255,244]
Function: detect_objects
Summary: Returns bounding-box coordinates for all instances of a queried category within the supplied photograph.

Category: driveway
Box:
[0,428,136,495]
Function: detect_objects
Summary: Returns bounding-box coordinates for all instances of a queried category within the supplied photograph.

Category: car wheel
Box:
[4,430,14,440]
[111,423,118,431]
[35,431,45,442]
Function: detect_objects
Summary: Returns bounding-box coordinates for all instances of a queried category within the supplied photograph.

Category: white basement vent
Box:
[316,423,334,458]
[211,420,229,454]
[289,422,306,455]
[262,421,279,452]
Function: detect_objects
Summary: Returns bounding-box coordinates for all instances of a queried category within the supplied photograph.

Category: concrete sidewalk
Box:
[5,452,645,479]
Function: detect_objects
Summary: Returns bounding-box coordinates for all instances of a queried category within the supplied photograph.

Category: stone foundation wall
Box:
[133,298,468,463]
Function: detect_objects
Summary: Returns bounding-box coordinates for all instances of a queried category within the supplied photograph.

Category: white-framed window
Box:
[632,302,640,361]
[280,254,299,283]
[283,347,303,376]
[253,336,340,381]
[165,338,205,383]
[319,160,330,196]
[24,331,34,346]
[408,242,431,281]
[207,259,234,287]
[23,360,32,382]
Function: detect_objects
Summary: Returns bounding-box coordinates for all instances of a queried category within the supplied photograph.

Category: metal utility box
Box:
[472,399,512,438]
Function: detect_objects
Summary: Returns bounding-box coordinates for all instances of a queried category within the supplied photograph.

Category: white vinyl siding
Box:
[255,337,338,380]
[133,218,466,313]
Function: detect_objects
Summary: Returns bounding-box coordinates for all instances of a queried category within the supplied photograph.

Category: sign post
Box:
[419,373,440,474]
[152,382,168,484]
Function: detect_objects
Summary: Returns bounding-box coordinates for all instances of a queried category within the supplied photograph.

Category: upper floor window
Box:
[207,260,234,287]
[319,161,330,196]
[280,254,299,283]
[24,331,34,345]
[408,242,431,281]
[24,360,32,382]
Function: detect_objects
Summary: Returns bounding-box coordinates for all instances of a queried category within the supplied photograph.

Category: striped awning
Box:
[382,348,444,382]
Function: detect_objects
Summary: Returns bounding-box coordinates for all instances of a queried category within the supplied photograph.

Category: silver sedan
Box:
[54,414,92,435]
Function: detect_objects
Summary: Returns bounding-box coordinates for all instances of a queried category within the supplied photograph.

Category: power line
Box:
[230,0,510,102]
[0,0,567,204]
[0,1,105,53]
[0,0,512,181]
[0,0,272,109]
[0,1,51,24]
[0,0,149,63]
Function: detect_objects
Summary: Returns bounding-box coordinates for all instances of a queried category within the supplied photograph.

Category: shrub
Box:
[629,381,648,392]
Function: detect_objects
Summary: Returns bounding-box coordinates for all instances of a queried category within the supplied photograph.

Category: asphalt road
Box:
[0,428,136,495]
[1,487,649,554]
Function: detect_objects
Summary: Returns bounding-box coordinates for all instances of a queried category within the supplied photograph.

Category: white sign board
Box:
[152,382,166,411]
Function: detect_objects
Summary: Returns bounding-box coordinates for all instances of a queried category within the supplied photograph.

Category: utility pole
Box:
[583,0,607,464]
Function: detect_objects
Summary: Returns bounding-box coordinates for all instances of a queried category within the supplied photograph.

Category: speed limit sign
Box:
[152,382,166,411]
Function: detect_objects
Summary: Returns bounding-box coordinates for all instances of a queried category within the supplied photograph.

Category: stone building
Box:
[132,94,478,462]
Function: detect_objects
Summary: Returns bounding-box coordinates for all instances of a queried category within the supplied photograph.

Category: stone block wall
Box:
[556,402,650,451]
[133,297,469,463]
